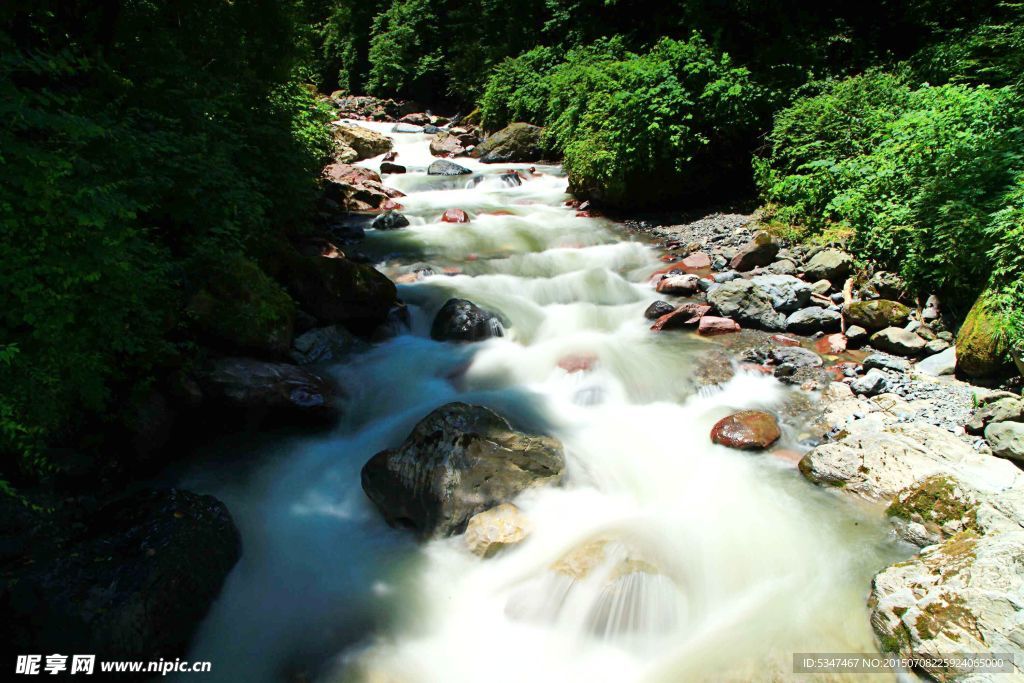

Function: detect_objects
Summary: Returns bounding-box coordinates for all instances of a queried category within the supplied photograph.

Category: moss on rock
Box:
[956,292,1013,378]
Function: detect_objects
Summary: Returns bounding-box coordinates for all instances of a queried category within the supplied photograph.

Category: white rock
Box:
[915,345,957,376]
[464,503,530,558]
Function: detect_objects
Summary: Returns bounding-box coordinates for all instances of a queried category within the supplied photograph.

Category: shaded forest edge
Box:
[3,3,1024,513]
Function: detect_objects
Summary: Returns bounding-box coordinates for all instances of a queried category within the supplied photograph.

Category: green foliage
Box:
[759,74,1024,315]
[480,47,561,130]
[0,2,332,479]
[987,176,1024,352]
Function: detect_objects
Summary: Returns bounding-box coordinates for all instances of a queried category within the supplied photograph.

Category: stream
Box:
[177,122,906,682]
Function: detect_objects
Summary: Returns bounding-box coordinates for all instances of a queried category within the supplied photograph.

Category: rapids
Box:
[176,122,907,682]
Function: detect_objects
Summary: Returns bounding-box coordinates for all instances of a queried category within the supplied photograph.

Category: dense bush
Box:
[759,74,1024,315]
[480,36,763,208]
[0,2,332,481]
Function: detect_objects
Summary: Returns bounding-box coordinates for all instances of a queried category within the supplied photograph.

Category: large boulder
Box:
[198,357,339,423]
[2,489,240,664]
[331,122,392,161]
[186,254,294,357]
[427,159,472,176]
[289,325,369,366]
[708,279,787,331]
[802,248,853,283]
[785,306,842,334]
[956,294,1013,379]
[280,250,398,334]
[474,123,544,163]
[361,403,565,537]
[844,299,911,330]
[710,411,781,450]
[429,131,469,157]
[431,299,504,342]
[985,421,1024,464]
[322,163,405,212]
[749,274,812,313]
[371,210,410,231]
[729,232,780,272]
[870,327,927,357]
[869,484,1024,677]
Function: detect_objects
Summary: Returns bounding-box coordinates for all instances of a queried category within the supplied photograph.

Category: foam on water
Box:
[177,121,906,683]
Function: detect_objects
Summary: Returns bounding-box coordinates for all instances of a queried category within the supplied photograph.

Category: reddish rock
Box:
[576,211,592,218]
[729,232,780,272]
[660,253,680,263]
[557,353,598,373]
[429,131,467,157]
[771,334,802,347]
[655,274,702,296]
[710,410,781,450]
[441,208,470,223]
[650,303,711,331]
[322,163,405,212]
[381,199,404,211]
[399,112,430,126]
[816,333,848,355]
[698,316,741,336]
[680,252,712,271]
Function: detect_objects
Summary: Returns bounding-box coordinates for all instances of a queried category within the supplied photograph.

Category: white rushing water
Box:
[178,122,906,682]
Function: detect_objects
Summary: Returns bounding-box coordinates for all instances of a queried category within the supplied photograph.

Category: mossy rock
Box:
[955,293,1012,379]
[474,122,544,163]
[887,476,978,540]
[843,299,910,330]
[186,254,294,357]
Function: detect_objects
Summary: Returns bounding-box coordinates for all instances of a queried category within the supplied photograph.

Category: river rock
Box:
[863,353,909,374]
[870,327,927,357]
[985,421,1024,463]
[869,485,1024,677]
[427,159,472,176]
[475,122,544,163]
[811,279,832,295]
[710,411,781,450]
[371,210,410,230]
[289,325,369,365]
[786,306,842,334]
[441,208,470,223]
[956,293,1013,378]
[885,476,980,547]
[361,403,565,538]
[802,248,853,283]
[322,163,405,212]
[281,251,398,333]
[798,420,1024,502]
[680,251,712,271]
[431,298,504,342]
[391,123,423,134]
[749,274,812,313]
[198,357,339,423]
[644,300,676,320]
[845,325,869,347]
[3,489,240,662]
[915,346,957,377]
[379,161,406,174]
[651,303,711,331]
[331,123,392,161]
[698,316,740,335]
[429,131,468,157]
[655,274,702,296]
[707,279,787,331]
[464,503,530,558]
[850,368,890,396]
[966,397,1024,435]
[844,299,911,331]
[729,232,780,272]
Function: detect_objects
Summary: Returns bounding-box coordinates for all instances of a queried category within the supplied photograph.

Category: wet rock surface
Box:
[431,298,504,342]
[710,411,782,450]
[361,403,565,538]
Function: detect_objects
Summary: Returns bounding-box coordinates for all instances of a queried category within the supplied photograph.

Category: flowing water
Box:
[178,122,907,682]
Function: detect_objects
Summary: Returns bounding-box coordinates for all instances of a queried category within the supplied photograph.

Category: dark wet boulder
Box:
[431,299,504,342]
[361,403,565,537]
[289,325,370,365]
[2,489,240,665]
[427,159,472,176]
[280,250,397,334]
[644,300,676,320]
[711,411,781,450]
[729,232,779,272]
[475,122,544,163]
[198,357,339,423]
[372,210,410,231]
[379,161,407,174]
[708,279,787,331]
